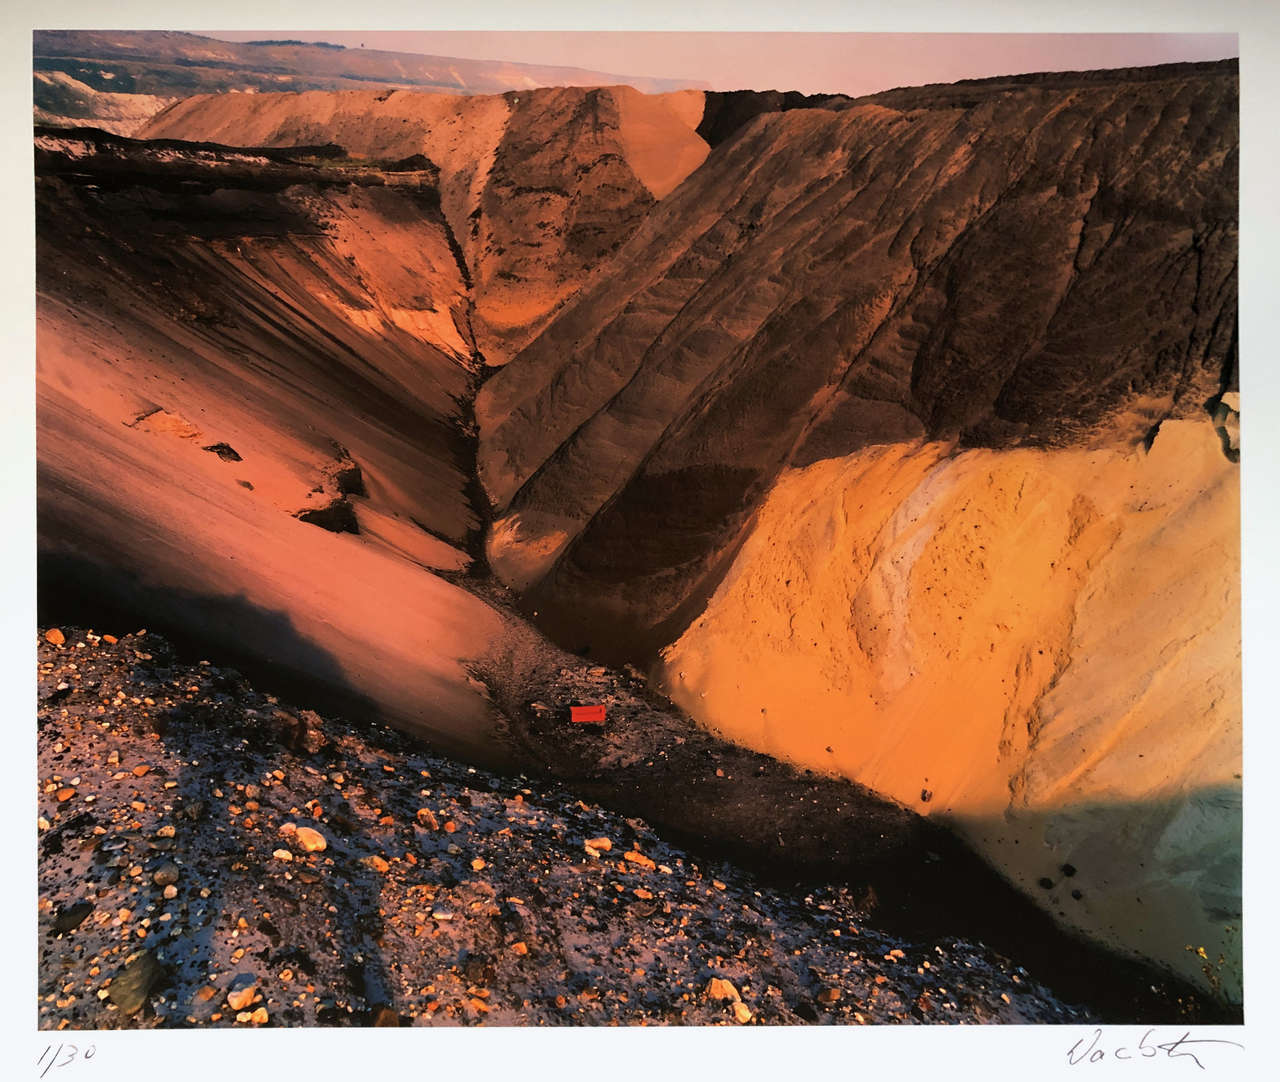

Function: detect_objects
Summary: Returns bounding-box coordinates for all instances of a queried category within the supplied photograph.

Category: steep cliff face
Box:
[140,86,709,363]
[475,62,1240,996]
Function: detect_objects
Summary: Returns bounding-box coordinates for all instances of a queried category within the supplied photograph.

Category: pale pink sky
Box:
[207,31,1238,96]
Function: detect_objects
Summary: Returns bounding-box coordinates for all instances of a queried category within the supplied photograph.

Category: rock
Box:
[162,884,178,900]
[101,634,117,644]
[152,862,180,887]
[273,848,294,862]
[295,826,327,852]
[194,985,218,1002]
[52,900,94,934]
[363,855,390,873]
[733,1001,753,1024]
[510,941,529,956]
[370,1005,399,1027]
[55,787,76,802]
[471,858,486,872]
[817,987,842,1005]
[132,765,151,777]
[250,1006,269,1024]
[226,973,258,1011]
[45,628,65,645]
[624,851,656,871]
[415,808,439,830]
[706,977,740,1002]
[585,837,612,853]
[108,950,163,1015]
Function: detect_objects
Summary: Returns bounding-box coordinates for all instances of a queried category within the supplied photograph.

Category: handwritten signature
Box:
[1068,1028,1244,1070]
[36,1044,95,1078]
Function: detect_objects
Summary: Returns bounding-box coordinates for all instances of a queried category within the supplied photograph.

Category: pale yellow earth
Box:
[659,419,1241,998]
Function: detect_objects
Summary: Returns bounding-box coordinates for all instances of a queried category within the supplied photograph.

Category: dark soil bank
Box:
[38,625,1096,1028]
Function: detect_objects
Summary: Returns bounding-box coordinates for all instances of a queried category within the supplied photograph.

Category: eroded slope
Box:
[140,86,709,363]
[474,62,1240,998]
[36,131,505,756]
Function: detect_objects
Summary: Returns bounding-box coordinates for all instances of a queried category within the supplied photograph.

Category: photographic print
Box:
[28,10,1246,1052]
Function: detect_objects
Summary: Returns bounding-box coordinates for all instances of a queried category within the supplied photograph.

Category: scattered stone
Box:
[202,442,242,462]
[152,862,180,887]
[415,808,439,830]
[273,848,294,862]
[226,974,259,1011]
[52,900,94,934]
[510,941,529,956]
[107,950,163,1015]
[707,977,741,1002]
[55,787,76,802]
[370,1005,399,1027]
[733,1001,753,1024]
[363,855,391,874]
[45,628,65,645]
[818,987,842,1005]
[295,826,327,853]
[162,884,178,900]
[471,858,486,872]
[625,851,656,871]
[585,837,612,853]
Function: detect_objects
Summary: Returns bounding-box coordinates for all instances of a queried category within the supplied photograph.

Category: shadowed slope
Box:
[141,85,709,363]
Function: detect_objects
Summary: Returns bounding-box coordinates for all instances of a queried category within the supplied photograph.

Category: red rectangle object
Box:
[570,704,606,724]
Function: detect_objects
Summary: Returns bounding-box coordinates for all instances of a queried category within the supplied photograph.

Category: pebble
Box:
[107,950,162,1015]
[624,851,656,871]
[45,628,65,645]
[707,977,740,1002]
[294,826,327,852]
[416,808,440,830]
[733,1001,753,1024]
[226,974,259,1011]
[363,855,391,873]
[585,837,612,853]
[162,885,178,900]
[471,858,486,872]
[152,862,180,887]
[52,900,94,934]
[273,849,294,862]
[55,787,76,802]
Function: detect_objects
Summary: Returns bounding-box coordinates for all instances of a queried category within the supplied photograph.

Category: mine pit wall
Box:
[657,418,1241,1001]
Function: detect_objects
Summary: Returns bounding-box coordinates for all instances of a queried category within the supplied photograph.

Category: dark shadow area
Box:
[476,659,1242,1025]
[38,551,384,740]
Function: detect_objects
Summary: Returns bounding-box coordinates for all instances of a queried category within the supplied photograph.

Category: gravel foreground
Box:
[37,625,1094,1028]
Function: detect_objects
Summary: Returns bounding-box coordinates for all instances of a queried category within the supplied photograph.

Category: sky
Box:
[207,31,1239,97]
